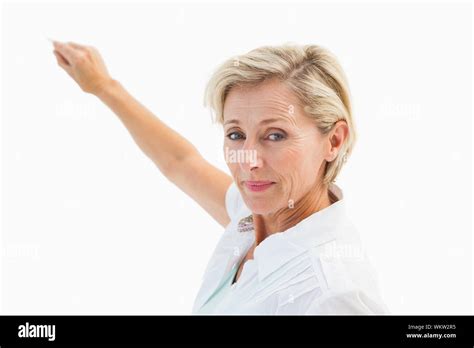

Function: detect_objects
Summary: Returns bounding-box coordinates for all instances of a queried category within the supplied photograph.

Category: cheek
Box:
[223,141,238,171]
[272,145,323,195]
[268,147,307,195]
[268,145,306,175]
[225,161,239,181]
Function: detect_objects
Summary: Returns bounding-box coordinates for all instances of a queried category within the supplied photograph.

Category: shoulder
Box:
[302,237,390,314]
[304,288,389,314]
[270,214,389,314]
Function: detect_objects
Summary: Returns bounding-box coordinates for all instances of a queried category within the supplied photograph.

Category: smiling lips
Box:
[244,180,275,192]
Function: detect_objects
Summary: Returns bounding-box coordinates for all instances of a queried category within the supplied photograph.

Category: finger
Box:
[53,50,72,74]
[67,41,87,51]
[52,41,78,63]
[53,50,69,66]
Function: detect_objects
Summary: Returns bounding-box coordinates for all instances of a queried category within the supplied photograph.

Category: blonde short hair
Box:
[204,43,356,185]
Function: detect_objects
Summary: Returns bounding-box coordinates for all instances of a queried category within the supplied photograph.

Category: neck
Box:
[252,181,332,246]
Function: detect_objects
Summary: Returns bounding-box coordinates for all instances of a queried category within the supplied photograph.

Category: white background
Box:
[1,1,472,314]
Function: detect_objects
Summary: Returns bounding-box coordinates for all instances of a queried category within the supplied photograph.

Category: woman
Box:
[52,41,388,314]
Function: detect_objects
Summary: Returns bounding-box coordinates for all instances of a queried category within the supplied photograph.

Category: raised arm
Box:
[52,41,233,228]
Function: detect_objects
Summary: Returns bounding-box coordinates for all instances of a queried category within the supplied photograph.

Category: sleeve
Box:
[304,290,389,315]
[224,181,246,220]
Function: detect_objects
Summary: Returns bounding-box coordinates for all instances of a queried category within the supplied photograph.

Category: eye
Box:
[226,132,244,141]
[267,133,286,141]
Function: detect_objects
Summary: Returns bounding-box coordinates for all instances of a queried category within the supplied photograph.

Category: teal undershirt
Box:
[196,264,239,314]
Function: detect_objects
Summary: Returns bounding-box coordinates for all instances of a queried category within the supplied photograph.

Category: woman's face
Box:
[223,78,331,215]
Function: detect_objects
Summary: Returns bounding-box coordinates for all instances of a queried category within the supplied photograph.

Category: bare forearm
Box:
[96,79,199,174]
[52,42,232,228]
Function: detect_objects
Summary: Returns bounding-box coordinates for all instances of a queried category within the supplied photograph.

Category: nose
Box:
[239,138,263,172]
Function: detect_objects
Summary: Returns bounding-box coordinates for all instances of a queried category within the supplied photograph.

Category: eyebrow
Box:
[223,118,287,126]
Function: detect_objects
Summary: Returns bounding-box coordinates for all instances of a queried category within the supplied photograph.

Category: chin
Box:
[249,207,270,215]
[244,199,276,215]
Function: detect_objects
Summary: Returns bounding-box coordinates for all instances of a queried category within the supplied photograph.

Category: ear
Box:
[324,120,349,162]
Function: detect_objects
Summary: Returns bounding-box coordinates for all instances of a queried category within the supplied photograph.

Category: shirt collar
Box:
[238,183,347,282]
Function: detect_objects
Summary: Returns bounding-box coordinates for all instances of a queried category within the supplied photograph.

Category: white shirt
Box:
[192,182,389,315]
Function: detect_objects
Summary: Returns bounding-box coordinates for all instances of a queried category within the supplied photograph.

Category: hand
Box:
[52,40,113,95]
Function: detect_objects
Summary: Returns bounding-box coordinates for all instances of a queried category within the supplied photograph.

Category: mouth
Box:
[244,180,276,193]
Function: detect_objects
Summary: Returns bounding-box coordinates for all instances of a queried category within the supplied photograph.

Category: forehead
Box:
[223,78,303,124]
